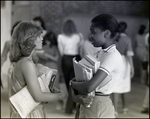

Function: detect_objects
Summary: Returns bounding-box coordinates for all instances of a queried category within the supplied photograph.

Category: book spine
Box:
[78,62,93,73]
[85,55,95,66]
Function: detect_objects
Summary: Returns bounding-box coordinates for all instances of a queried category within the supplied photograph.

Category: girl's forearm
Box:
[71,69,108,94]
[71,87,84,104]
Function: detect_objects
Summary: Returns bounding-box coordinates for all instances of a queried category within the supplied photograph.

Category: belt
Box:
[95,92,110,96]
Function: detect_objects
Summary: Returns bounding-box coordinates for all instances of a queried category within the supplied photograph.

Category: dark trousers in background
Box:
[62,55,80,114]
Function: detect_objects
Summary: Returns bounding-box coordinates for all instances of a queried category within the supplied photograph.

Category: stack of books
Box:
[73,55,100,82]
[73,55,100,107]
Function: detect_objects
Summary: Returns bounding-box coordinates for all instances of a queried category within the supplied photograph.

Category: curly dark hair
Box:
[33,16,46,30]
[118,21,127,33]
[43,31,57,47]
[138,24,146,35]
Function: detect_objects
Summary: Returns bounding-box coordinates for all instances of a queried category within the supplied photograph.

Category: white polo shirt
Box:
[94,44,123,94]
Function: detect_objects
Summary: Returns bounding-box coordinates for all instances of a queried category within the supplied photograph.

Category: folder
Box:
[73,54,100,82]
[36,64,57,92]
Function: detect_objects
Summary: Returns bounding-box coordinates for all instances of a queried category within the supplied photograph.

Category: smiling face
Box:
[89,23,106,47]
[34,34,43,49]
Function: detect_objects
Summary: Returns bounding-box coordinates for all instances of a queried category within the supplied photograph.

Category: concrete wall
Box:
[29,1,149,35]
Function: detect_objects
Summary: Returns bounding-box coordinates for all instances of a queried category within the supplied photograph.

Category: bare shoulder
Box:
[20,58,35,73]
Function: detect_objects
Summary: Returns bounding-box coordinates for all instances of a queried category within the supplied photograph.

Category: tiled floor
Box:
[1,76,149,118]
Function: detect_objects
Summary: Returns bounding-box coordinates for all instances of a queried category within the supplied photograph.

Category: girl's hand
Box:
[80,95,94,107]
[50,87,60,93]
[83,68,92,81]
[59,90,67,100]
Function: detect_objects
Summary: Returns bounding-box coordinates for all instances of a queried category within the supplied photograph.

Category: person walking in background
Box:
[32,16,47,37]
[31,16,57,65]
[112,21,134,116]
[42,31,65,111]
[9,21,66,118]
[1,21,21,90]
[32,16,47,64]
[135,25,148,84]
[57,19,83,114]
[41,31,60,89]
[70,13,124,118]
[1,21,21,118]
[141,32,149,114]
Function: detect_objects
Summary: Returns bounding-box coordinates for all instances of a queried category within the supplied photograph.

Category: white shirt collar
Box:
[94,44,116,58]
[95,44,116,53]
[103,44,116,52]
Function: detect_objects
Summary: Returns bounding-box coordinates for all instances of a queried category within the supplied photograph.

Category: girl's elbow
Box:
[33,97,41,102]
[86,87,94,94]
[32,94,43,102]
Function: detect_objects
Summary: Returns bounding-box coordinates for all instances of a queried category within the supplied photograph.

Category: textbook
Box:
[73,55,100,82]
[83,55,100,73]
[36,64,57,93]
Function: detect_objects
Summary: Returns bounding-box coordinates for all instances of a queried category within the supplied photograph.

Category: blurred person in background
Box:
[79,33,101,59]
[57,19,83,114]
[32,16,47,37]
[41,31,65,111]
[112,21,134,116]
[141,32,149,114]
[135,25,148,84]
[41,31,60,88]
[31,16,56,65]
[1,21,21,91]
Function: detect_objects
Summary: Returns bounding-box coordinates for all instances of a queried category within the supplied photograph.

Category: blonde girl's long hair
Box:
[9,21,43,62]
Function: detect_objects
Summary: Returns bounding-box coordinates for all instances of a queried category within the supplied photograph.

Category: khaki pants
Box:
[79,96,115,118]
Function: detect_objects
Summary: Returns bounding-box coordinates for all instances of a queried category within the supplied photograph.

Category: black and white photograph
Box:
[1,1,149,118]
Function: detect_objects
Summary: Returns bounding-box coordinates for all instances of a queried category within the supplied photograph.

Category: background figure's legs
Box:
[113,93,119,112]
[141,86,149,114]
[121,94,128,114]
[141,61,148,85]
[61,55,76,114]
[140,70,147,84]
[111,93,119,117]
